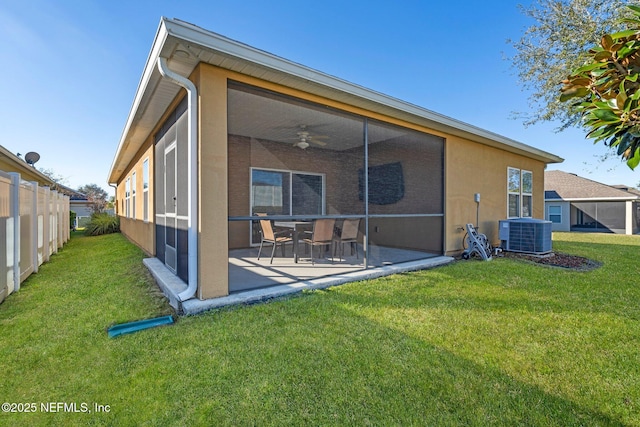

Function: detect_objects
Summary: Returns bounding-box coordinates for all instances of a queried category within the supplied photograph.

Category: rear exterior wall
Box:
[444,135,547,255]
[116,141,155,255]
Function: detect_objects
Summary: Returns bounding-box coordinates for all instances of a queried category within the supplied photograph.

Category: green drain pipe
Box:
[107,315,174,338]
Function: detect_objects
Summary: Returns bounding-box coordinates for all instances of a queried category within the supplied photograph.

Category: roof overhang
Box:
[108,17,564,184]
[545,197,638,202]
[0,145,55,186]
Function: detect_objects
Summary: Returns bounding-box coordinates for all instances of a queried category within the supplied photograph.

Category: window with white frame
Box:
[508,167,533,218]
[548,205,562,223]
[143,158,149,222]
[250,167,325,245]
[521,170,532,218]
[507,167,521,218]
[125,178,131,218]
[131,171,137,219]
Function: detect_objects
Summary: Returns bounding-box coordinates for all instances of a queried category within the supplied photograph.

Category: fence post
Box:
[52,190,58,254]
[43,186,50,262]
[64,196,70,242]
[8,173,20,292]
[57,192,63,249]
[30,181,39,273]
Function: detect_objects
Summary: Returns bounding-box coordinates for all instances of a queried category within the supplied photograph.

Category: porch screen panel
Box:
[227,81,365,250]
[153,96,188,270]
[571,202,597,229]
[154,137,166,263]
[365,120,444,264]
[292,173,323,216]
[595,202,625,231]
[571,202,625,232]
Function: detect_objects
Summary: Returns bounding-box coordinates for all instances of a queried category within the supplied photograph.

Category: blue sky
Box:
[0,0,637,192]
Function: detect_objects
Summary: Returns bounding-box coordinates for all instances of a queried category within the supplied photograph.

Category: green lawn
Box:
[0,231,639,426]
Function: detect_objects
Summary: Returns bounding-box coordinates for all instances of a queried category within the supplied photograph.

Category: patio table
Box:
[273,221,312,263]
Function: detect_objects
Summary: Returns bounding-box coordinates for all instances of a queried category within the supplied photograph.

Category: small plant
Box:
[69,211,77,231]
[84,213,120,236]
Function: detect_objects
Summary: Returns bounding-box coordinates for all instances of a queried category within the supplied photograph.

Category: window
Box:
[143,158,149,222]
[132,171,137,219]
[507,167,533,218]
[250,168,324,244]
[507,167,520,218]
[548,205,562,223]
[125,178,131,218]
[522,170,533,218]
[251,168,324,216]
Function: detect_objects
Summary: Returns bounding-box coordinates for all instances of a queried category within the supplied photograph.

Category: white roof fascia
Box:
[545,197,638,202]
[164,18,563,164]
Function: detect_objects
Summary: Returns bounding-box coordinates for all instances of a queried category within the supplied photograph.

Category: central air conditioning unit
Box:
[499,218,552,255]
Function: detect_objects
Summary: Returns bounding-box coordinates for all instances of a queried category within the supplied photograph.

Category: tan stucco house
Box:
[108,18,562,312]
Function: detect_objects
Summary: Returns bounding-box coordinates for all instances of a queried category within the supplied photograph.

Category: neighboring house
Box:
[69,195,93,219]
[0,145,56,187]
[544,170,639,235]
[108,18,562,306]
[55,185,93,227]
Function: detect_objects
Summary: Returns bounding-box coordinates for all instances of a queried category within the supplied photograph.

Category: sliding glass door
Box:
[250,168,324,244]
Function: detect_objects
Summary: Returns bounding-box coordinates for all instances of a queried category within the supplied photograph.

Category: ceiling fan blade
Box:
[310,139,327,146]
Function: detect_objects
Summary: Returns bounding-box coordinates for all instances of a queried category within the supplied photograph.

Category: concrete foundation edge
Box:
[145,256,455,316]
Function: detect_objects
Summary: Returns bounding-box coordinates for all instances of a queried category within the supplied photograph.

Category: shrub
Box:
[70,211,77,230]
[84,213,120,236]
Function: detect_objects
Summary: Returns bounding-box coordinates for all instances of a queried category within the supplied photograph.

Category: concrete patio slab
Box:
[145,255,455,315]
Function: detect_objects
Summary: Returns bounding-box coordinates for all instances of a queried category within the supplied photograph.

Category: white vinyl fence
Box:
[0,171,70,303]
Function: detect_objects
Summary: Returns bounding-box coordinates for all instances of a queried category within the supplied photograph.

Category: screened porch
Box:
[227,82,445,292]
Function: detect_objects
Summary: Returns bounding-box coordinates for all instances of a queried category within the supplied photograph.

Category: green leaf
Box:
[594,51,612,61]
[593,101,613,109]
[573,62,607,74]
[627,5,640,15]
[618,46,633,59]
[626,147,640,170]
[593,109,620,122]
[606,98,619,109]
[611,29,639,39]
[617,133,633,155]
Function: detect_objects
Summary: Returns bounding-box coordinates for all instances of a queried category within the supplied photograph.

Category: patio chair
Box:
[299,218,336,265]
[256,213,293,264]
[333,218,361,260]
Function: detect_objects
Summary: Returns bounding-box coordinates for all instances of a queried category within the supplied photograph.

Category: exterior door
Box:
[164,143,177,271]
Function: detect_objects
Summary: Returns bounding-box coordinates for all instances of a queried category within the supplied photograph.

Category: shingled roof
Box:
[545,170,639,201]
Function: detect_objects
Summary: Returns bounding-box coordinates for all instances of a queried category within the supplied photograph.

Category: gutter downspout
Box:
[108,183,118,216]
[156,57,198,302]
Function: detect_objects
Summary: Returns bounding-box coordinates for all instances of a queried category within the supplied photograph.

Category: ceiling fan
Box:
[288,125,328,149]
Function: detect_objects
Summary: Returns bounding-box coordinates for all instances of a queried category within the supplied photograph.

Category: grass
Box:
[0,231,639,425]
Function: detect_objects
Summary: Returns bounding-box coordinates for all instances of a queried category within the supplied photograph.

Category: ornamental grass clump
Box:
[84,213,120,236]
